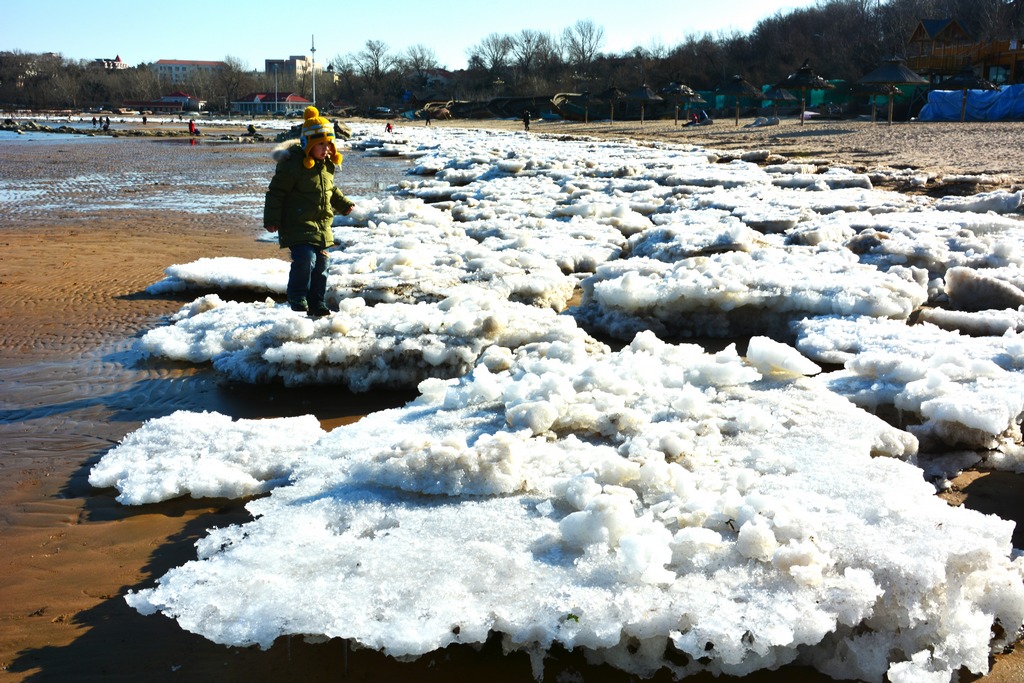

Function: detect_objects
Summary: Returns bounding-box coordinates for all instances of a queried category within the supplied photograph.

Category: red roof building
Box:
[231,92,312,115]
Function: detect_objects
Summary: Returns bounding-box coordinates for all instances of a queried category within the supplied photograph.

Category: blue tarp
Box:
[919,84,1024,121]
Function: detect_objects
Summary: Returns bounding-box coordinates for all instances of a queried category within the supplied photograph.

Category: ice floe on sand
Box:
[91,122,1024,682]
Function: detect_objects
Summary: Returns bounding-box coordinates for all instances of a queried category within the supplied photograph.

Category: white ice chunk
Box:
[88,411,323,504]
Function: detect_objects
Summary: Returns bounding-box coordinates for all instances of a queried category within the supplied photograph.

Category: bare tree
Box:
[403,44,440,74]
[0,51,32,100]
[1009,0,1024,30]
[561,19,605,72]
[125,64,162,100]
[468,33,513,74]
[805,0,882,79]
[399,44,443,101]
[874,0,963,57]
[215,56,256,112]
[49,70,80,109]
[510,29,544,74]
[184,67,215,107]
[329,56,358,95]
[355,40,399,86]
[21,52,69,109]
[967,0,1011,40]
[507,29,558,91]
[671,32,730,89]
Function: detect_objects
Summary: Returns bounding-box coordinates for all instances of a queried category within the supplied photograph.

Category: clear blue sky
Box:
[4,0,818,71]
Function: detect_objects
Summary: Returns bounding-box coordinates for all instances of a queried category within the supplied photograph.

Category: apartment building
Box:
[154,59,227,85]
[264,55,320,80]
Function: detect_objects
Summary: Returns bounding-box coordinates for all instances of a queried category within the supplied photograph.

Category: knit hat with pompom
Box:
[299,106,341,168]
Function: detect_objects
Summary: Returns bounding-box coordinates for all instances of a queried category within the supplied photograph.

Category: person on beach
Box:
[263,106,355,317]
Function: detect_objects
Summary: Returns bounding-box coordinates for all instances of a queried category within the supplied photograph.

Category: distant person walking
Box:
[188,119,197,136]
[522,109,531,131]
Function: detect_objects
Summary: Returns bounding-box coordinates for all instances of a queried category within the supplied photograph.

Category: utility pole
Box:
[310,34,317,107]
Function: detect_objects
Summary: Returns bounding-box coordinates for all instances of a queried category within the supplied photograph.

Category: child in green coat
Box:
[264,106,355,317]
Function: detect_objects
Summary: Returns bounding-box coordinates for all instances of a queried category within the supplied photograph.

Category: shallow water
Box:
[0,136,406,217]
[0,129,110,143]
[0,136,415,468]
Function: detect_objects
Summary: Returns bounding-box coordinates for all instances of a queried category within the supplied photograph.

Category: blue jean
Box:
[287,244,328,308]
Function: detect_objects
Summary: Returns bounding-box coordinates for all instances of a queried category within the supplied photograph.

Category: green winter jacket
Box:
[263,142,355,249]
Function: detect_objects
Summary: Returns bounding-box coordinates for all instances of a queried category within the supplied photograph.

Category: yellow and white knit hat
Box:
[299,106,341,168]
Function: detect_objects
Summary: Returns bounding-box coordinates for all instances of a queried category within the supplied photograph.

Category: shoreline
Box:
[8,111,1024,198]
[1,123,1022,682]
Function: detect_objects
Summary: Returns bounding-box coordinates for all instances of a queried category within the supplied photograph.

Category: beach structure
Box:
[624,85,663,125]
[931,64,1001,122]
[716,74,763,126]
[660,82,701,125]
[907,17,1024,84]
[597,86,627,122]
[762,86,796,119]
[851,82,903,124]
[857,57,929,125]
[774,59,834,125]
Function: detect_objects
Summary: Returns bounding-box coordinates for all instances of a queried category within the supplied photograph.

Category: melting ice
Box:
[90,122,1024,682]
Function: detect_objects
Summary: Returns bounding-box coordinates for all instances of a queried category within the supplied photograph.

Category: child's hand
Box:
[342,206,354,216]
[265,225,278,233]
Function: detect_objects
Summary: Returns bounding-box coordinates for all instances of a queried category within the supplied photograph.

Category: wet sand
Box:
[1,122,1022,682]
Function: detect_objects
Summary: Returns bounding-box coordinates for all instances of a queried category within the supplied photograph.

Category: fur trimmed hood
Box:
[271,140,302,163]
[270,139,342,170]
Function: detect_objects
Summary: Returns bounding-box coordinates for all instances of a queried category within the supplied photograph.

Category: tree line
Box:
[2,0,1021,115]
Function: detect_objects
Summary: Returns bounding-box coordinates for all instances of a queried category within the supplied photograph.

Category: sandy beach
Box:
[1,116,1022,682]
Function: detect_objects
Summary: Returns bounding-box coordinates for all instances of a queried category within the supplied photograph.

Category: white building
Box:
[93,55,130,70]
[155,59,227,85]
